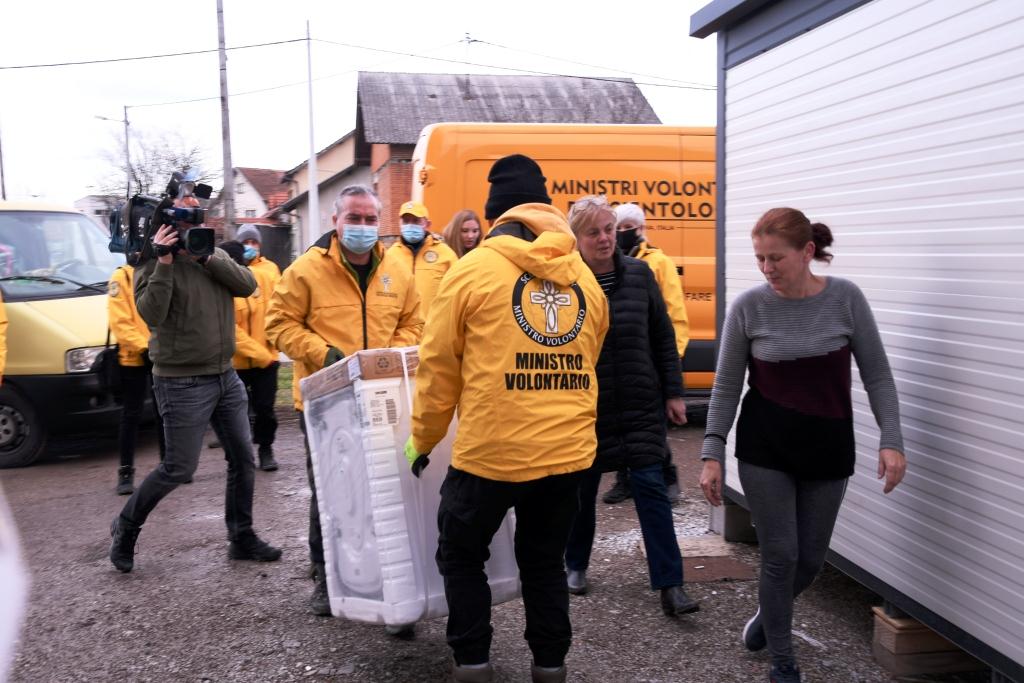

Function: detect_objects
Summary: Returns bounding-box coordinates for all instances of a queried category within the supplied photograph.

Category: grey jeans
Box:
[739,460,847,666]
[119,370,256,541]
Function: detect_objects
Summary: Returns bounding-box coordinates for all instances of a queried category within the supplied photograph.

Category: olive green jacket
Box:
[134,248,256,377]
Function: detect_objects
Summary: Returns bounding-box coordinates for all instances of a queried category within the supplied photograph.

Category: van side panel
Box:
[413,124,716,390]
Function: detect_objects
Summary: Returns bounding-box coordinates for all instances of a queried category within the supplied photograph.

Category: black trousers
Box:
[436,466,582,668]
[237,364,279,447]
[297,415,324,566]
[118,362,165,468]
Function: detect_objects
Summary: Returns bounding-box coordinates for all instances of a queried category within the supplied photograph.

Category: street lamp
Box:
[95,106,130,201]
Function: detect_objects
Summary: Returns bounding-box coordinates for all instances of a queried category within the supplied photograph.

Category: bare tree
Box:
[96,129,219,208]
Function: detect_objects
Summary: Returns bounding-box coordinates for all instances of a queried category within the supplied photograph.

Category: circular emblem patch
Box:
[108,281,120,297]
[424,250,438,264]
[511,274,587,347]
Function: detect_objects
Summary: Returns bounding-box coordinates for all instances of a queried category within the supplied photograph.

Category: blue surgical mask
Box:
[341,225,378,254]
[400,222,425,244]
[243,246,258,262]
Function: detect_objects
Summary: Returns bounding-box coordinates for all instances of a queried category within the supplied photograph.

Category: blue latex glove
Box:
[404,436,430,478]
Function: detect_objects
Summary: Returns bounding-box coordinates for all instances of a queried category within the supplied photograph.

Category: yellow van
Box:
[0,202,125,467]
[411,123,716,399]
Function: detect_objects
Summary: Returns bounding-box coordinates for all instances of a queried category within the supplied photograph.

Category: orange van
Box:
[411,123,716,400]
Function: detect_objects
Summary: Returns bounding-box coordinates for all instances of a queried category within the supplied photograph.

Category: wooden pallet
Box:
[871,606,985,676]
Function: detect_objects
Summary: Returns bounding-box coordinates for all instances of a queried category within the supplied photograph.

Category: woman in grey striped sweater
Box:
[699,208,907,683]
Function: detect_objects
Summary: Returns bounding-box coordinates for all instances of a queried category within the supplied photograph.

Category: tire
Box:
[0,386,46,468]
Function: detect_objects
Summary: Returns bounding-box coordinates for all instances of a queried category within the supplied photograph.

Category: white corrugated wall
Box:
[721,0,1024,666]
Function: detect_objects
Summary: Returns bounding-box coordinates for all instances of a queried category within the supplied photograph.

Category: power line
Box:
[127,40,465,109]
[314,39,716,91]
[473,39,715,89]
[0,38,306,70]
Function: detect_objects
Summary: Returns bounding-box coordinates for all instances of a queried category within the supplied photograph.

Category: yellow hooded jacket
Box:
[266,231,423,410]
[635,241,690,358]
[107,265,151,367]
[387,234,457,320]
[232,256,281,370]
[411,204,609,482]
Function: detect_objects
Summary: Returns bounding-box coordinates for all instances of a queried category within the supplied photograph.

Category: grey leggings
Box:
[739,461,848,665]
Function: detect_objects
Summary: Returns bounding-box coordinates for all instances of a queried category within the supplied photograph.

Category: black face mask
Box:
[616,228,640,253]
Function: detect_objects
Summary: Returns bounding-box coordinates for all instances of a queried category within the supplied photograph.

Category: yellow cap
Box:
[399,200,429,219]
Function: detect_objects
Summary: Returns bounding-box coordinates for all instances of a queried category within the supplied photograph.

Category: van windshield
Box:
[0,211,125,301]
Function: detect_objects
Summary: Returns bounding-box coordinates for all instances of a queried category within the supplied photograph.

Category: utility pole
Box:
[217,0,235,238]
[122,106,131,201]
[305,20,318,250]
[95,108,131,200]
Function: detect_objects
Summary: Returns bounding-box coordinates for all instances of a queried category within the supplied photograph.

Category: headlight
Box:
[65,346,106,373]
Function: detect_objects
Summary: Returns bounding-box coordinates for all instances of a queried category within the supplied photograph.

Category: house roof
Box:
[237,167,289,212]
[357,72,661,145]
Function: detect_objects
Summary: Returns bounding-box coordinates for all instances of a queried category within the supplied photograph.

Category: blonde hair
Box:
[567,195,616,237]
[442,209,483,258]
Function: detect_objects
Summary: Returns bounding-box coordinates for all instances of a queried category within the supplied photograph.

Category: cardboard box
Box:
[300,347,419,403]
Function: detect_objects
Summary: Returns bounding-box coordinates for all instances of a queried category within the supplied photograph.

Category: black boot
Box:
[228,533,282,562]
[661,585,700,616]
[602,470,632,504]
[109,515,141,573]
[258,445,278,472]
[116,466,134,495]
[309,563,331,616]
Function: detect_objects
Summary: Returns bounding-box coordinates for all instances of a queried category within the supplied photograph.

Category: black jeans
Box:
[436,466,582,668]
[119,371,256,542]
[297,415,324,565]
[118,362,165,468]
[237,364,279,447]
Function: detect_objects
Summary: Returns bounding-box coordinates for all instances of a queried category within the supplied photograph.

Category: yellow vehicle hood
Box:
[6,294,110,375]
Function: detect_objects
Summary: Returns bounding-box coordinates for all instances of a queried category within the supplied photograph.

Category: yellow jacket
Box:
[249,254,281,284]
[635,241,690,358]
[232,256,281,370]
[0,292,7,384]
[266,231,423,410]
[412,204,609,482]
[107,265,150,367]
[388,235,457,321]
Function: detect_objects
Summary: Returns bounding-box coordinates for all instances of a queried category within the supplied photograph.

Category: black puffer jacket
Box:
[593,252,684,472]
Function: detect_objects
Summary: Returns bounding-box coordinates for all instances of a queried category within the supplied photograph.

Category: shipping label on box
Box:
[357,385,402,428]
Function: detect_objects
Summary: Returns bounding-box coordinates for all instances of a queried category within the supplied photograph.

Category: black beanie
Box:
[484,154,551,220]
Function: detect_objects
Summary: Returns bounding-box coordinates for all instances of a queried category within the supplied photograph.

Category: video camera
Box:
[109,171,215,261]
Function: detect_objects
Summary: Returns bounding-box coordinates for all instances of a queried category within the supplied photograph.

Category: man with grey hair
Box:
[266,184,423,617]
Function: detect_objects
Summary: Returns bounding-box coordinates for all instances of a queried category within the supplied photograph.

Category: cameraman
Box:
[109,211,282,573]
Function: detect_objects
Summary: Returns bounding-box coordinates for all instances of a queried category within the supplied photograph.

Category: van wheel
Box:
[0,387,46,468]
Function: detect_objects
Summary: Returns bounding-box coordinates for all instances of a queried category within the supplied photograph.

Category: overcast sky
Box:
[0,0,717,204]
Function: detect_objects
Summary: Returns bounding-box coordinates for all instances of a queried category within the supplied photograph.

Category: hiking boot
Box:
[769,662,802,683]
[451,658,494,683]
[743,607,767,651]
[258,445,279,472]
[309,563,331,616]
[602,474,632,504]
[531,663,566,683]
[116,466,134,495]
[660,585,700,616]
[109,515,141,573]
[567,569,588,595]
[228,533,282,562]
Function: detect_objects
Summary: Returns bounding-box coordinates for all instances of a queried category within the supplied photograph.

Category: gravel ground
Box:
[1,410,993,682]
